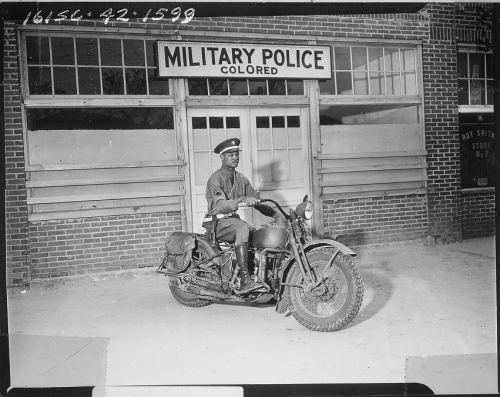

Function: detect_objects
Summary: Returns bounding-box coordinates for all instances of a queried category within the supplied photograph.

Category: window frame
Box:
[318,41,422,100]
[457,44,494,113]
[20,31,174,108]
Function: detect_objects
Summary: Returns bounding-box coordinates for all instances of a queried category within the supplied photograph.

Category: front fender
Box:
[303,239,356,257]
[278,239,356,292]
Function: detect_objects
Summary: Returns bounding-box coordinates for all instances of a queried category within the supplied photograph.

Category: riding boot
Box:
[235,243,264,293]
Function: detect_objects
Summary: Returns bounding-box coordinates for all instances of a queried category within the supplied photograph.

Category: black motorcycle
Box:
[157,196,363,331]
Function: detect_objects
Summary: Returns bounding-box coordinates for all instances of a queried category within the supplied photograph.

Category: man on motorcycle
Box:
[206,138,287,294]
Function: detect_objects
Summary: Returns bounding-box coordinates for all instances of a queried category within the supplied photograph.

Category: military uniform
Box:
[204,138,286,293]
[206,167,283,245]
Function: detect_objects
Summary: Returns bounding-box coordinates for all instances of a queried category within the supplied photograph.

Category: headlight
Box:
[295,200,313,220]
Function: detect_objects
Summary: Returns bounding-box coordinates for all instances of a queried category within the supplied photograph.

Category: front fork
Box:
[287,220,340,292]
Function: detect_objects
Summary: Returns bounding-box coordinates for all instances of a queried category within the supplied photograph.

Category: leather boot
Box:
[235,243,264,293]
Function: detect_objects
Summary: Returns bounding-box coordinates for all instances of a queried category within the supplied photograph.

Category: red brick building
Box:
[3,2,495,286]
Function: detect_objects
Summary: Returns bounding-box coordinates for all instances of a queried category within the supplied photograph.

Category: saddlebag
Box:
[162,232,196,274]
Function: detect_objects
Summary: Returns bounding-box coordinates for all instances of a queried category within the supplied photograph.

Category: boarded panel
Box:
[320,124,422,155]
[28,129,177,165]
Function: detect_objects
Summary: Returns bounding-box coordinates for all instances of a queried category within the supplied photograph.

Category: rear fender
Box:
[279,239,356,292]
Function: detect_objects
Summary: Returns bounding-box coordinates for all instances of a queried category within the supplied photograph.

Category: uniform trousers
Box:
[215,217,254,246]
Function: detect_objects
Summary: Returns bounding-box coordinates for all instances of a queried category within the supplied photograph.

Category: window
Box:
[25,35,169,96]
[319,45,417,96]
[317,41,425,199]
[187,78,304,96]
[457,49,494,106]
[22,32,180,221]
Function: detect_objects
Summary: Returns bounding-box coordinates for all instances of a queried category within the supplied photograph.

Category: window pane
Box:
[319,104,419,125]
[369,72,384,95]
[386,73,401,95]
[249,80,267,95]
[76,37,99,66]
[403,72,417,95]
[53,67,77,95]
[27,107,174,130]
[287,80,304,95]
[146,40,156,67]
[209,79,228,95]
[226,117,240,129]
[353,72,368,95]
[271,116,285,128]
[319,79,336,95]
[470,79,485,105]
[100,39,122,66]
[269,79,286,95]
[469,53,485,78]
[457,52,468,78]
[352,47,367,70]
[334,47,351,70]
[26,36,50,64]
[28,66,52,95]
[125,68,147,95]
[229,79,248,95]
[256,116,270,128]
[287,116,300,128]
[192,117,207,129]
[51,37,75,65]
[336,71,352,95]
[78,67,101,95]
[487,80,494,105]
[384,48,400,71]
[102,68,124,95]
[486,54,493,79]
[123,39,145,66]
[148,69,169,95]
[458,79,469,105]
[368,47,384,71]
[188,78,208,95]
[401,49,415,71]
[209,117,224,129]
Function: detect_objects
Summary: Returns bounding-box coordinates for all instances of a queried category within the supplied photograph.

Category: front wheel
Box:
[285,247,363,331]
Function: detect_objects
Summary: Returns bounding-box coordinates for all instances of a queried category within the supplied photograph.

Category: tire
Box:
[284,247,363,331]
[168,238,217,308]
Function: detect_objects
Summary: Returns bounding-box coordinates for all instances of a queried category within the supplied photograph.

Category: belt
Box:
[205,212,238,221]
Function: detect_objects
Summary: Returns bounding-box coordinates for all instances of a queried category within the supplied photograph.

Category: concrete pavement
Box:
[7,236,497,396]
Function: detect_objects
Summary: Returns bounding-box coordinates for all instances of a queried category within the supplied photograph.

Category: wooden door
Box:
[187,108,254,233]
[249,108,311,229]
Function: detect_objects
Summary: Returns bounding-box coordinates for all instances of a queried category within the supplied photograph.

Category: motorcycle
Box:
[157,196,363,331]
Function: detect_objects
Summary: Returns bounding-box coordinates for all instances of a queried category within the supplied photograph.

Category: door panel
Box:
[187,108,253,233]
[249,108,311,229]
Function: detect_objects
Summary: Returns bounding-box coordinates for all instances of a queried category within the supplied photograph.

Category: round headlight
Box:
[296,200,313,220]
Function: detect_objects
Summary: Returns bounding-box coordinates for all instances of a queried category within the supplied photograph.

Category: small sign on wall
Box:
[156,41,332,79]
[459,113,495,189]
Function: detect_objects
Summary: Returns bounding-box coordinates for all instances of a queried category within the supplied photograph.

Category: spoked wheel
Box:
[285,247,363,331]
[168,238,217,308]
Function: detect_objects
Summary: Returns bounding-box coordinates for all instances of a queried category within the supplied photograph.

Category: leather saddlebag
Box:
[164,232,196,274]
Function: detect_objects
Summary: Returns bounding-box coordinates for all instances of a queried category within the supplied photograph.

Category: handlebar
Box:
[237,198,289,219]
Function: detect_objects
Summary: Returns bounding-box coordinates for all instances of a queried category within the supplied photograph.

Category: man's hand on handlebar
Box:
[237,196,260,207]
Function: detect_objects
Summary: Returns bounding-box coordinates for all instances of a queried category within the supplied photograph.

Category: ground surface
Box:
[7,237,497,395]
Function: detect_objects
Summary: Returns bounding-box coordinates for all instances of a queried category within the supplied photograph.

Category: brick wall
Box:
[28,213,181,279]
[324,194,428,246]
[4,3,495,285]
[4,23,30,286]
[422,3,463,242]
[462,191,495,239]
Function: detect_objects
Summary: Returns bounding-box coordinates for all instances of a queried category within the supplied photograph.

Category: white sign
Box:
[157,41,332,79]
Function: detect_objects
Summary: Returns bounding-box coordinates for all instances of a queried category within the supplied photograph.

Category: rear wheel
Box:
[168,238,217,308]
[285,247,363,331]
